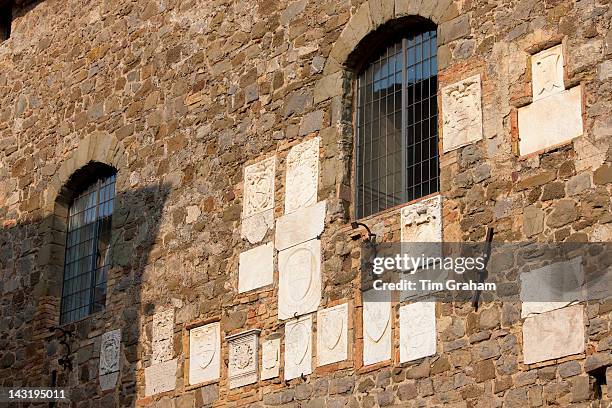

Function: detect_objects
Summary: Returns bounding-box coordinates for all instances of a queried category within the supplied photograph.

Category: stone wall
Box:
[0,0,610,407]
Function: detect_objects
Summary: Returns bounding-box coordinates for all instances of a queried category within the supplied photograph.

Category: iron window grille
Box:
[355,28,439,219]
[60,173,116,324]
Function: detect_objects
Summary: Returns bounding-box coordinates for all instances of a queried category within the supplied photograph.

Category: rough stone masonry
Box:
[0,0,611,407]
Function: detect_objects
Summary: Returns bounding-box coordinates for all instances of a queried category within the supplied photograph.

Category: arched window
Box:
[355,23,439,218]
[60,171,116,324]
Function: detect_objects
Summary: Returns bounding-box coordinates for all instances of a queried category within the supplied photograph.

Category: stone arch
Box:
[42,132,128,215]
[314,0,464,105]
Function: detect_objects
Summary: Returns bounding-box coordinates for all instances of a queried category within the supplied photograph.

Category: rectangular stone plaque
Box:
[531,44,564,102]
[317,303,348,367]
[152,308,174,364]
[189,322,221,385]
[399,302,436,363]
[520,257,584,318]
[238,242,274,293]
[278,239,321,320]
[401,195,442,263]
[518,86,583,156]
[284,314,312,380]
[227,329,260,389]
[275,200,326,251]
[522,304,585,365]
[243,156,276,219]
[261,337,281,380]
[145,358,177,396]
[99,329,121,391]
[441,74,483,153]
[284,137,319,214]
[362,290,392,366]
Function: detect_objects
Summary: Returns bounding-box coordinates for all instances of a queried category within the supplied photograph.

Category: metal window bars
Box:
[59,174,116,324]
[356,29,439,219]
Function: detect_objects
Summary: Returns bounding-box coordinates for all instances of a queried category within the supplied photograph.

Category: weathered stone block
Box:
[238,242,274,293]
[442,75,483,153]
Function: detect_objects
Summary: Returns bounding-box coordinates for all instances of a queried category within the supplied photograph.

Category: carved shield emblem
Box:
[262,341,278,370]
[321,309,343,351]
[193,325,217,370]
[288,321,310,365]
[286,247,314,303]
[536,53,562,95]
[100,330,120,375]
[364,301,390,343]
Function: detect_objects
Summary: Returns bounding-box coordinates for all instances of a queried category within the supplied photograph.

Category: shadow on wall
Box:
[0,181,171,406]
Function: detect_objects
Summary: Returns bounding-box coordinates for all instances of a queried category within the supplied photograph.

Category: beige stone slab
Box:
[522,304,585,365]
[362,290,392,366]
[520,257,584,318]
[241,209,274,244]
[99,329,121,390]
[145,358,177,396]
[518,86,583,156]
[399,302,436,363]
[531,44,564,102]
[261,338,281,380]
[442,74,483,153]
[243,156,276,219]
[275,201,326,251]
[285,138,319,214]
[189,322,220,385]
[238,242,274,293]
[317,303,348,367]
[227,329,260,389]
[152,308,174,364]
[284,314,312,380]
[278,239,321,320]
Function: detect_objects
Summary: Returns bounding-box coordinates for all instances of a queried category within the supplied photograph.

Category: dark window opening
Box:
[0,1,13,42]
[355,26,439,219]
[60,172,116,324]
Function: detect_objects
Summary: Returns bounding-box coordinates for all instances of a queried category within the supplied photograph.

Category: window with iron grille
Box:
[355,27,439,219]
[60,173,116,324]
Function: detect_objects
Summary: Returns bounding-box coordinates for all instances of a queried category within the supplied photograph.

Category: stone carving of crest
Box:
[399,302,436,363]
[261,337,281,380]
[243,157,276,218]
[145,358,177,396]
[401,195,442,263]
[189,322,220,385]
[531,44,564,101]
[441,75,483,153]
[317,303,348,366]
[278,239,321,320]
[285,137,319,214]
[227,329,260,389]
[362,290,391,366]
[99,329,121,390]
[284,314,312,380]
[152,307,174,365]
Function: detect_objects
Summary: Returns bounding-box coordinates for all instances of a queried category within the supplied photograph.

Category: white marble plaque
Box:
[531,44,564,101]
[261,337,281,380]
[362,290,392,366]
[284,314,312,380]
[145,358,177,396]
[99,329,121,390]
[275,201,326,251]
[189,322,221,385]
[399,302,436,363]
[152,308,174,364]
[243,157,276,218]
[239,242,274,293]
[522,304,585,364]
[278,239,321,320]
[285,137,319,214]
[442,75,483,153]
[317,303,348,366]
[518,85,583,156]
[227,329,260,389]
[401,195,442,262]
[520,257,584,318]
[241,209,274,244]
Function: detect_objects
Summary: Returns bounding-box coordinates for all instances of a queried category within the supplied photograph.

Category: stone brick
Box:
[571,375,590,402]
[567,173,591,195]
[397,381,417,401]
[593,164,612,185]
[558,361,581,378]
[546,199,578,228]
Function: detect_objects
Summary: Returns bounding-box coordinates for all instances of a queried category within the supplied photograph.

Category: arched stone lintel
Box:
[316,0,463,105]
[43,132,127,214]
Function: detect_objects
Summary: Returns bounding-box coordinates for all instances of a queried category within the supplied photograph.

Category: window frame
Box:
[352,24,440,221]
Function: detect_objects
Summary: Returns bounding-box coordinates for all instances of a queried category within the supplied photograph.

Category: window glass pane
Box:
[60,173,116,324]
[356,28,438,218]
